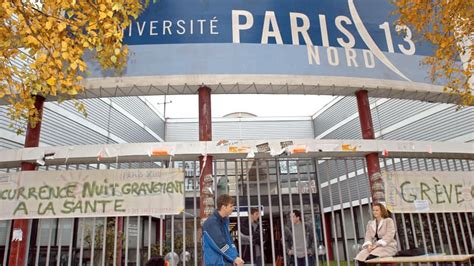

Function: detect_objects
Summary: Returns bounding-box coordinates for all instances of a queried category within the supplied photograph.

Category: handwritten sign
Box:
[0,168,184,220]
[384,171,473,213]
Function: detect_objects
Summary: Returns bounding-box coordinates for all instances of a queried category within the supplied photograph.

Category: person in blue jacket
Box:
[202,194,245,266]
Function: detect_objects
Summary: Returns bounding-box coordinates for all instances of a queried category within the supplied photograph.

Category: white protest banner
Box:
[384,171,473,213]
[0,168,184,220]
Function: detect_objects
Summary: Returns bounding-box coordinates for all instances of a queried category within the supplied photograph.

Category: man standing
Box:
[239,207,263,266]
[202,194,245,266]
[285,210,315,266]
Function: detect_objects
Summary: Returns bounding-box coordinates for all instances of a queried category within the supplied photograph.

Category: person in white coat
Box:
[355,203,397,265]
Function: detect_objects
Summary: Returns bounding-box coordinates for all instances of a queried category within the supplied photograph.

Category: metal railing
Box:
[0,140,472,266]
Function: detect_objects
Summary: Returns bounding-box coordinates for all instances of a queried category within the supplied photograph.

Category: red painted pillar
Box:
[324,213,334,260]
[198,86,214,223]
[355,90,385,204]
[116,217,123,266]
[9,95,45,266]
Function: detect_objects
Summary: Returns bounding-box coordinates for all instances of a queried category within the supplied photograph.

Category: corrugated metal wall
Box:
[371,98,435,131]
[51,99,161,143]
[382,106,473,141]
[4,96,471,147]
[112,97,165,138]
[0,138,23,149]
[313,97,354,137]
[313,97,377,137]
[0,97,165,148]
[318,159,371,207]
[165,121,199,142]
[313,97,474,142]
[40,109,113,145]
[166,119,315,141]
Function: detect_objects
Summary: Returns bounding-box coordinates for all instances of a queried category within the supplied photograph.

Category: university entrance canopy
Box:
[79,0,456,103]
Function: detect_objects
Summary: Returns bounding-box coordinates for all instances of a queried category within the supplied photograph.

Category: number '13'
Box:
[379,22,416,55]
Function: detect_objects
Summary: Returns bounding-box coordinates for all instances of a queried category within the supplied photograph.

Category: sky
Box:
[146,95,335,118]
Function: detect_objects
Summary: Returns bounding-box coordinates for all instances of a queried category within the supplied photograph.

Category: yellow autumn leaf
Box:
[99,11,107,20]
[37,53,47,63]
[112,3,122,11]
[25,35,39,45]
[46,77,56,86]
[103,22,113,30]
[69,88,78,95]
[58,22,67,32]
[45,20,53,30]
[78,62,86,72]
[50,86,57,96]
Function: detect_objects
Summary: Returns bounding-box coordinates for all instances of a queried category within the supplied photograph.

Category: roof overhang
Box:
[75,74,455,103]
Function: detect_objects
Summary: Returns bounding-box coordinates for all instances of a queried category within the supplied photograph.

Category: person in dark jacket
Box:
[238,207,263,266]
[202,194,245,266]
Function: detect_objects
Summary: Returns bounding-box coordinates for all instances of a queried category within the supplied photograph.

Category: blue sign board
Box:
[124,0,431,55]
[87,0,443,97]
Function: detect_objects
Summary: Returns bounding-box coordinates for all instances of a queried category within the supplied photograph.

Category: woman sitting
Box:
[355,203,397,265]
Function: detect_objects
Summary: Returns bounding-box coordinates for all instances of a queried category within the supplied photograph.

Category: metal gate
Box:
[1,155,473,266]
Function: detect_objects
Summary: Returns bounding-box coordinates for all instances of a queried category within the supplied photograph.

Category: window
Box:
[184,177,199,192]
[279,160,298,174]
[174,161,199,177]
